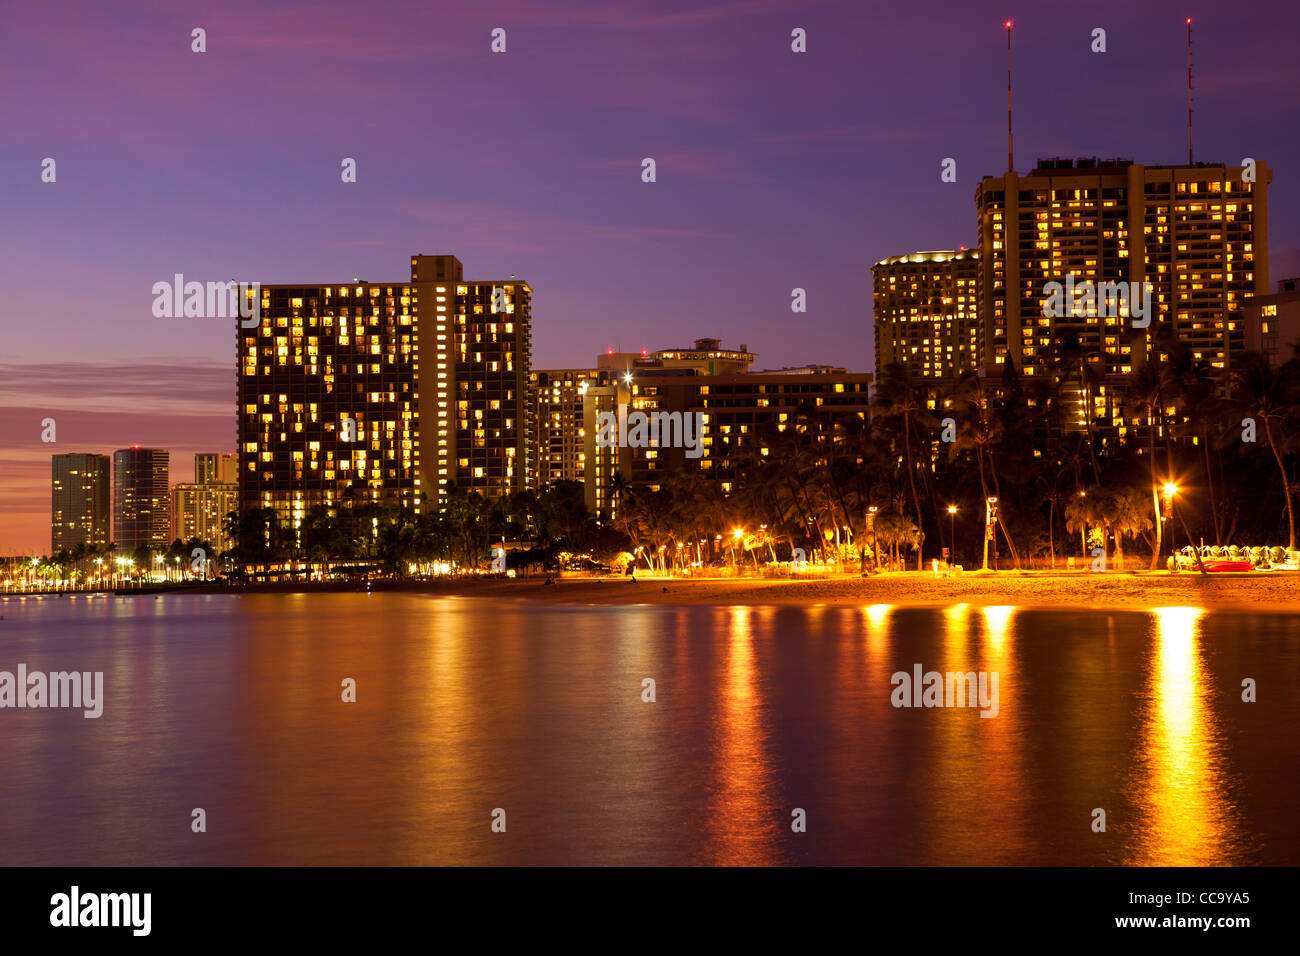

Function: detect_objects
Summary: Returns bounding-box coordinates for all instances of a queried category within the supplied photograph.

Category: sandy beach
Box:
[310,569,1300,612]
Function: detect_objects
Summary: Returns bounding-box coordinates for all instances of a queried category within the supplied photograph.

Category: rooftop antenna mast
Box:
[1186,18,1194,164]
[1006,19,1014,173]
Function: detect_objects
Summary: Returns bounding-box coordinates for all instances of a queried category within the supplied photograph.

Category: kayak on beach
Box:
[1198,560,1255,573]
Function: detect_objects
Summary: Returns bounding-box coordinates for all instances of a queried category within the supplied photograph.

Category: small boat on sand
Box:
[1198,560,1254,573]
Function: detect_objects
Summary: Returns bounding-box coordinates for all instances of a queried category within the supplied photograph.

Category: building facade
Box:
[112,446,170,550]
[50,453,111,552]
[597,338,755,377]
[195,453,237,485]
[872,249,980,382]
[531,368,615,488]
[236,255,532,546]
[974,157,1270,431]
[583,366,872,520]
[416,256,532,502]
[1244,277,1300,368]
[171,483,238,551]
[171,453,238,550]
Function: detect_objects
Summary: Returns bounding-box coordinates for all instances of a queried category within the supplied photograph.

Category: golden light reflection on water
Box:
[974,605,1026,861]
[864,604,892,643]
[980,605,1015,651]
[916,603,981,863]
[704,606,778,865]
[860,604,894,714]
[1124,606,1238,865]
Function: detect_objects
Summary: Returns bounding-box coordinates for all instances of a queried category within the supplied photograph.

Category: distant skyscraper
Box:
[50,453,111,552]
[195,453,237,485]
[237,255,532,549]
[112,447,170,550]
[172,482,238,551]
[872,250,980,382]
[974,157,1270,430]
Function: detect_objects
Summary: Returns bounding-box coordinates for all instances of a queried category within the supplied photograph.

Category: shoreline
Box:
[8,570,1300,612]
[425,570,1300,611]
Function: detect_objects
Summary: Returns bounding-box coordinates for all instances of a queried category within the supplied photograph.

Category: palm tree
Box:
[872,363,933,569]
[1064,490,1101,566]
[1171,347,1228,545]
[1107,486,1153,571]
[1034,468,1072,569]
[1124,357,1178,568]
[1045,330,1104,484]
[1229,352,1299,550]
[954,369,1021,569]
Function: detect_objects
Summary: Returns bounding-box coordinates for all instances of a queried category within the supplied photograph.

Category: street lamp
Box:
[984,497,998,571]
[947,505,957,563]
[1162,483,1178,558]
[867,505,879,568]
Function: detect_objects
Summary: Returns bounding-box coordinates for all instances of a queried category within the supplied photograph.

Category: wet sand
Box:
[399,569,1300,612]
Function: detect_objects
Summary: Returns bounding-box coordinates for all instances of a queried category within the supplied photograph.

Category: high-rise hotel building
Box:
[418,257,532,501]
[237,255,531,539]
[50,453,111,552]
[974,158,1270,426]
[112,446,170,550]
[531,369,615,487]
[582,359,872,521]
[872,249,980,382]
[531,340,755,490]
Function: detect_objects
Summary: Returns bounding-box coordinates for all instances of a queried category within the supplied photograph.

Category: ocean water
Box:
[0,594,1296,865]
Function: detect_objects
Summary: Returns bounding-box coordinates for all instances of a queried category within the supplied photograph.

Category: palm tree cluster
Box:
[220,481,626,577]
[4,536,220,587]
[614,333,1299,573]
[888,332,1299,569]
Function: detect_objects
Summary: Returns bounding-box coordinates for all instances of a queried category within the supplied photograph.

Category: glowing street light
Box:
[1161,482,1178,557]
[947,505,958,562]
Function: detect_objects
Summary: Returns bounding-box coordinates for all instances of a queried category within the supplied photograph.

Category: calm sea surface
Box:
[1,594,1297,865]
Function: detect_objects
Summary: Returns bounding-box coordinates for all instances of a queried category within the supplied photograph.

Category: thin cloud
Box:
[401,201,711,252]
[0,363,232,416]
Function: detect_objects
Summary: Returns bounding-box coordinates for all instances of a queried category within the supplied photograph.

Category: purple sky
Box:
[2,0,1298,553]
